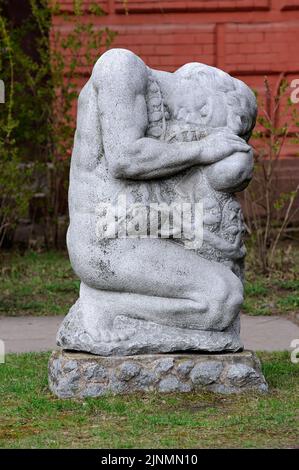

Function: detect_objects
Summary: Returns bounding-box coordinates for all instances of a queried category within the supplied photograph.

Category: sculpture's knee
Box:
[203,270,244,331]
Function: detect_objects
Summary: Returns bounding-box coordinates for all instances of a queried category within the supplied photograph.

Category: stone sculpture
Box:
[56,48,258,356]
[49,49,269,396]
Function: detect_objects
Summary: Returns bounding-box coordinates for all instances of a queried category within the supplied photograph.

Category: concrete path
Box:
[1,314,299,354]
[241,315,299,351]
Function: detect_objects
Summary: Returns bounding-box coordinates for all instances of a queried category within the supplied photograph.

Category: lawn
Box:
[0,248,298,319]
[0,351,298,449]
[0,251,79,316]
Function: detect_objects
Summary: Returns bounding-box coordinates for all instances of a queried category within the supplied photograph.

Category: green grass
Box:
[243,275,299,317]
[0,248,298,318]
[0,352,298,448]
[0,251,79,316]
[241,243,299,318]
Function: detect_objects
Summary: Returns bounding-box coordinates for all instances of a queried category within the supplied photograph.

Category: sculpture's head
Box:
[175,63,257,141]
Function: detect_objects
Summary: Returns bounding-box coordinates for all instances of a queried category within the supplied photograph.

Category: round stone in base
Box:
[48,350,268,398]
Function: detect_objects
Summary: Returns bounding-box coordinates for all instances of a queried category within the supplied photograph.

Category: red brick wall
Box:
[54,1,299,76]
[112,3,299,77]
[53,0,299,182]
[54,1,299,111]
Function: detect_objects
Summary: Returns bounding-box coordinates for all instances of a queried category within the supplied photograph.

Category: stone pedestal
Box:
[48,350,268,398]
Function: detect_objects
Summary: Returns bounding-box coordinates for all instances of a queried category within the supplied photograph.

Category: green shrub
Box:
[0,0,116,248]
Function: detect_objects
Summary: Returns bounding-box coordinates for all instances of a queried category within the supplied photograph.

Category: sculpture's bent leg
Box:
[78,282,209,343]
[66,231,243,343]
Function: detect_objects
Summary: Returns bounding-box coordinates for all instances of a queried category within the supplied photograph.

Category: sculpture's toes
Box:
[117,330,133,341]
[99,328,113,343]
[100,328,134,343]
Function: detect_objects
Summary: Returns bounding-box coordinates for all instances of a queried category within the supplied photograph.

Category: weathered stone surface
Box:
[190,361,223,385]
[158,376,181,392]
[49,350,268,398]
[118,362,141,381]
[226,363,267,390]
[55,48,258,357]
[176,360,195,376]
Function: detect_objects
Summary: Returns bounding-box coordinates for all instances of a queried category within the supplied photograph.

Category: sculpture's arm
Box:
[93,49,250,180]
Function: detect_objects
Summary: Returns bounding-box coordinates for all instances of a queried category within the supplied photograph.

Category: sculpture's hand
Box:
[198,130,251,164]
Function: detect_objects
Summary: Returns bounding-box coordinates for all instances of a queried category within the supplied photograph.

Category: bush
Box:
[244,76,299,273]
[0,0,116,248]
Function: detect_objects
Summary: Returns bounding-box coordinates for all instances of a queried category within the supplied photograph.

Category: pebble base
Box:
[48,349,268,398]
[49,350,268,398]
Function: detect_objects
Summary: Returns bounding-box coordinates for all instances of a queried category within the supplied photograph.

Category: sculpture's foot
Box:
[56,297,243,356]
[80,301,136,344]
[79,326,132,345]
[57,297,137,353]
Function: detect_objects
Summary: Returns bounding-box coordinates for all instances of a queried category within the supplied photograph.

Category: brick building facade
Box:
[55,1,299,88]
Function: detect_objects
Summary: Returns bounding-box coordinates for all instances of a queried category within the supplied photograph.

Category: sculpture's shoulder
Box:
[91,48,149,93]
